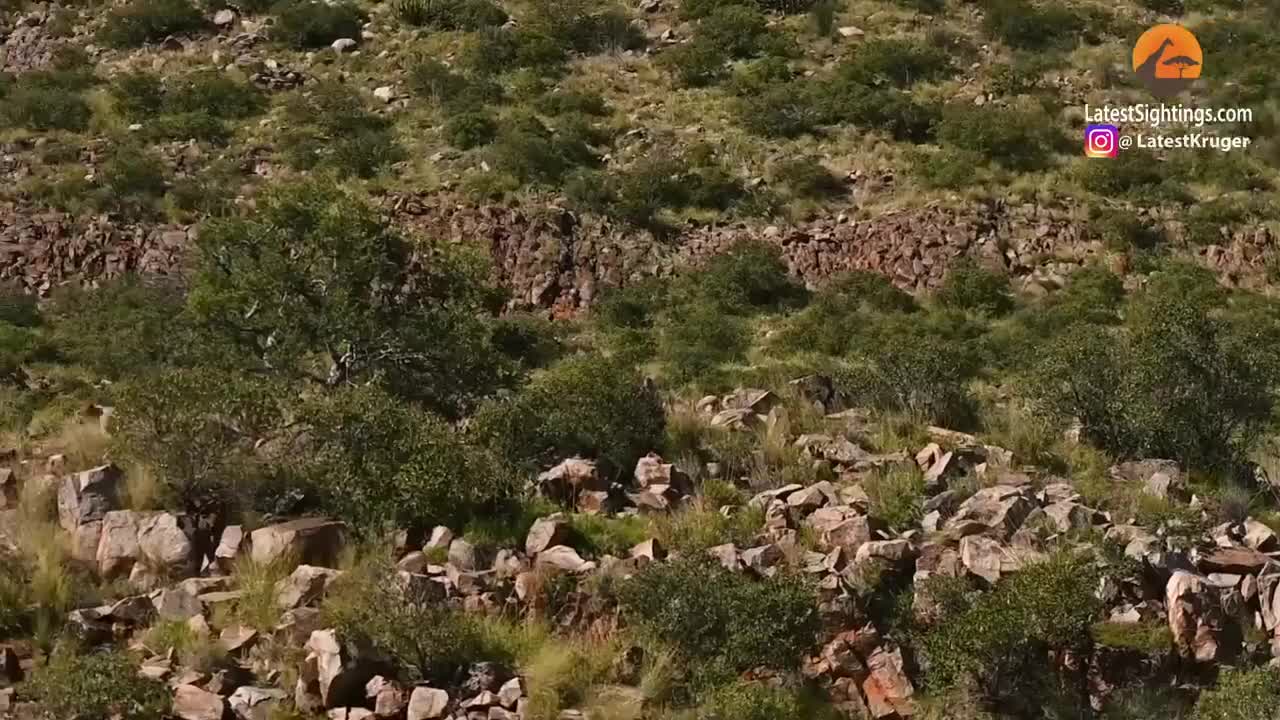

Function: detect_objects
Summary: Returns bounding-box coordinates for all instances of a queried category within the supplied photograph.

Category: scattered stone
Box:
[525,516,571,557]
[250,518,346,567]
[214,525,244,572]
[449,539,479,571]
[407,687,450,720]
[57,464,121,532]
[535,545,595,573]
[229,686,287,720]
[332,38,357,52]
[629,539,666,562]
[151,586,203,621]
[213,8,237,25]
[173,684,225,720]
[373,85,394,103]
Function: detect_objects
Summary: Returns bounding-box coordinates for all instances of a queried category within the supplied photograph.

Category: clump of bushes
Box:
[1028,269,1277,468]
[1192,666,1280,720]
[26,649,171,720]
[836,39,952,88]
[567,152,749,232]
[99,0,207,47]
[111,70,265,143]
[279,82,403,178]
[301,386,515,535]
[618,557,818,686]
[193,180,505,416]
[934,102,1061,171]
[393,0,507,29]
[270,0,366,49]
[917,554,1101,705]
[471,353,665,475]
[771,156,843,199]
[0,51,95,131]
[936,258,1014,316]
[484,111,601,186]
[980,0,1084,51]
[407,57,502,110]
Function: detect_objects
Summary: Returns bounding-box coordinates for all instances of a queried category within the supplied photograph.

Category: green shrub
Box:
[935,258,1014,316]
[444,110,498,148]
[864,464,926,529]
[892,0,944,10]
[837,39,952,88]
[27,649,170,720]
[698,5,768,58]
[521,0,645,55]
[1193,666,1280,720]
[658,39,729,87]
[693,239,807,314]
[472,353,665,475]
[99,0,207,47]
[47,277,196,378]
[1028,283,1275,468]
[280,82,403,177]
[324,560,506,685]
[113,368,282,515]
[1089,206,1163,252]
[458,27,569,76]
[618,557,818,684]
[1076,149,1188,203]
[1140,0,1184,12]
[697,682,807,720]
[656,302,750,386]
[96,146,169,219]
[980,0,1083,50]
[911,147,985,189]
[302,386,514,534]
[772,156,843,198]
[934,102,1060,171]
[270,0,366,48]
[192,180,505,416]
[735,80,825,137]
[918,553,1101,699]
[486,112,598,185]
[534,89,609,117]
[0,84,92,131]
[679,0,749,19]
[771,271,917,355]
[393,0,507,29]
[0,560,26,639]
[407,58,502,109]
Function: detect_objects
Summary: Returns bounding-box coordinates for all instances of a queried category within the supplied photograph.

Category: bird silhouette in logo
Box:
[1132,25,1202,97]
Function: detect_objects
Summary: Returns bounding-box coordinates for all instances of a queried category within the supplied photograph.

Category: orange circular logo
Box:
[1132,24,1203,97]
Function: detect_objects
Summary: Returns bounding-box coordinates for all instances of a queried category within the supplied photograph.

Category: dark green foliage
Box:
[772,271,917,354]
[521,0,646,56]
[492,312,565,370]
[772,156,843,198]
[99,0,207,47]
[0,560,24,639]
[694,239,807,314]
[472,353,665,475]
[934,103,1060,171]
[935,258,1014,316]
[892,0,944,11]
[910,147,985,189]
[486,112,598,185]
[734,80,825,137]
[26,649,170,720]
[534,89,610,117]
[113,368,282,514]
[407,57,502,110]
[47,277,194,378]
[568,155,748,231]
[96,145,169,219]
[1028,272,1276,468]
[698,5,769,58]
[0,55,95,131]
[1089,206,1163,251]
[1140,0,1183,12]
[918,554,1102,699]
[458,27,569,76]
[392,0,507,29]
[679,0,749,19]
[324,560,505,686]
[111,70,264,143]
[837,39,952,88]
[618,557,818,683]
[1076,149,1187,203]
[659,40,730,87]
[1192,666,1280,720]
[657,303,750,385]
[301,386,514,534]
[270,0,366,48]
[279,82,403,177]
[980,0,1084,50]
[191,180,505,416]
[444,110,497,148]
[697,682,829,720]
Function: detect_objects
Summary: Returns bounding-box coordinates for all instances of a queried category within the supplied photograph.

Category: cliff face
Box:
[0,195,1273,309]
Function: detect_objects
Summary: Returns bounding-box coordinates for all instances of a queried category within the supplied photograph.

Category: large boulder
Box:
[535,545,595,573]
[1166,571,1227,662]
[946,485,1035,539]
[214,525,245,573]
[229,686,287,720]
[96,510,142,579]
[173,684,226,720]
[525,516,571,557]
[250,519,346,567]
[299,629,378,710]
[56,465,122,532]
[536,457,604,504]
[861,646,915,718]
[276,565,344,610]
[406,687,450,720]
[634,453,692,495]
[137,512,197,578]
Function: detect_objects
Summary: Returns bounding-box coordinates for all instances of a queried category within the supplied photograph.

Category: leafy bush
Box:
[980,0,1084,50]
[192,180,505,416]
[457,27,568,76]
[99,0,207,47]
[1075,149,1188,203]
[302,386,514,534]
[698,5,769,58]
[693,239,807,314]
[934,102,1060,171]
[407,58,502,109]
[837,39,952,88]
[771,271,917,355]
[618,557,818,683]
[113,368,282,516]
[521,0,645,55]
[918,554,1101,700]
[658,39,729,86]
[96,145,169,218]
[47,277,196,378]
[656,302,750,386]
[472,353,664,475]
[270,0,366,48]
[26,649,170,720]
[772,156,843,198]
[1028,281,1276,469]
[393,0,507,29]
[935,258,1014,316]
[324,559,513,685]
[486,112,598,185]
[911,147,986,189]
[279,82,403,177]
[444,110,497,148]
[735,80,825,137]
[0,57,95,131]
[697,682,813,720]
[1192,666,1280,720]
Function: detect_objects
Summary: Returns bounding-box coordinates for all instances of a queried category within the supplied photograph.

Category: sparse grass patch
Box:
[1090,620,1172,653]
[864,463,926,529]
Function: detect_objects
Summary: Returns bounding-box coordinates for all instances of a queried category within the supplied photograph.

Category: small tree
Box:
[191,181,506,417]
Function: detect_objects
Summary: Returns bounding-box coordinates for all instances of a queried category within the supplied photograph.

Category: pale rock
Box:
[276,565,343,609]
[138,512,196,578]
[525,516,571,557]
[173,684,225,720]
[56,464,121,531]
[97,510,142,579]
[331,38,357,52]
[407,686,450,720]
[535,545,595,573]
[250,518,346,567]
[229,686,287,720]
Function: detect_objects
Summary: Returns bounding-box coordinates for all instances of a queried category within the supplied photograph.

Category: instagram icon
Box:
[1085,124,1119,158]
